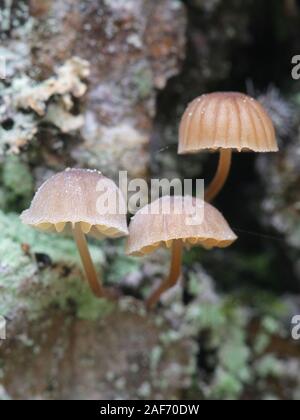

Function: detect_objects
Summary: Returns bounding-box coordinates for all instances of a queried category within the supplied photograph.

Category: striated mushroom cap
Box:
[126,196,237,257]
[178,92,278,154]
[21,168,128,238]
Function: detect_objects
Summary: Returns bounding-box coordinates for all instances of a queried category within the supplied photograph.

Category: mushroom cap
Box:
[21,168,128,238]
[126,196,237,257]
[178,92,278,154]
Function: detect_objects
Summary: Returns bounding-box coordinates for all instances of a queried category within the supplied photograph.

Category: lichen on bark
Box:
[1,0,300,401]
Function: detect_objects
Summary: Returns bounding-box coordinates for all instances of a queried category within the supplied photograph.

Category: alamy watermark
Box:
[291,315,300,340]
[0,316,6,340]
[291,55,300,80]
[95,171,205,226]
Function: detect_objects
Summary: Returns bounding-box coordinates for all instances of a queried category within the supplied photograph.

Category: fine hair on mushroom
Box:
[21,168,128,298]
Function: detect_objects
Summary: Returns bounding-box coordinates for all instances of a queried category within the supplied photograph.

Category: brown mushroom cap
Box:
[126,196,237,257]
[178,92,278,154]
[21,168,128,238]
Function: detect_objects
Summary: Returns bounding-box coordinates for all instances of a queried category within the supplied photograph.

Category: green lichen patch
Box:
[0,210,111,321]
[1,155,34,212]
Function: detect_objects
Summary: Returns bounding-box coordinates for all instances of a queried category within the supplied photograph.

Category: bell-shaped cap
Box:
[179,92,278,154]
[126,196,237,256]
[21,168,128,238]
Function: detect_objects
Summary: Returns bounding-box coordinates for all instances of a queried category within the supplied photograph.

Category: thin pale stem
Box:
[205,149,232,202]
[72,223,105,298]
[146,240,183,310]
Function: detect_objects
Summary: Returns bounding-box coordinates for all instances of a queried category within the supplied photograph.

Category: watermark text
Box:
[96,172,204,226]
[291,315,300,340]
[292,55,300,80]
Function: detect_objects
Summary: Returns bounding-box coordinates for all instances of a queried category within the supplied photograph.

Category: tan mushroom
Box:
[126,195,237,309]
[178,92,278,202]
[21,168,128,298]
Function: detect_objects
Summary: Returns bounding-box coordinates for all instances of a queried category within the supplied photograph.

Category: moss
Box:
[0,189,9,210]
[0,210,109,321]
[0,213,298,399]
[71,288,115,321]
[107,254,141,284]
[219,329,251,382]
[211,368,244,400]
[254,355,283,379]
[186,302,226,332]
[254,332,271,355]
[1,155,34,211]
[132,67,154,100]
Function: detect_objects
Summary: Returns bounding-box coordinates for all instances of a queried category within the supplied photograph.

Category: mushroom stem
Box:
[205,149,232,202]
[146,240,183,310]
[72,223,105,298]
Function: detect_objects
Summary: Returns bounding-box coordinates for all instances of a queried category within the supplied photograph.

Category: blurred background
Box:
[0,0,300,400]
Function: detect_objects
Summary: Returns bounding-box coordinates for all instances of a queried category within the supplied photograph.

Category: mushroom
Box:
[126,195,237,309]
[21,168,128,298]
[178,92,278,201]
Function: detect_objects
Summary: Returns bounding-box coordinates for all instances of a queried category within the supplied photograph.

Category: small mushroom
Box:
[126,195,237,309]
[21,168,128,298]
[178,92,278,201]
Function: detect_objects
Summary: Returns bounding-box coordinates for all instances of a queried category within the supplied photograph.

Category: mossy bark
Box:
[0,211,194,399]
